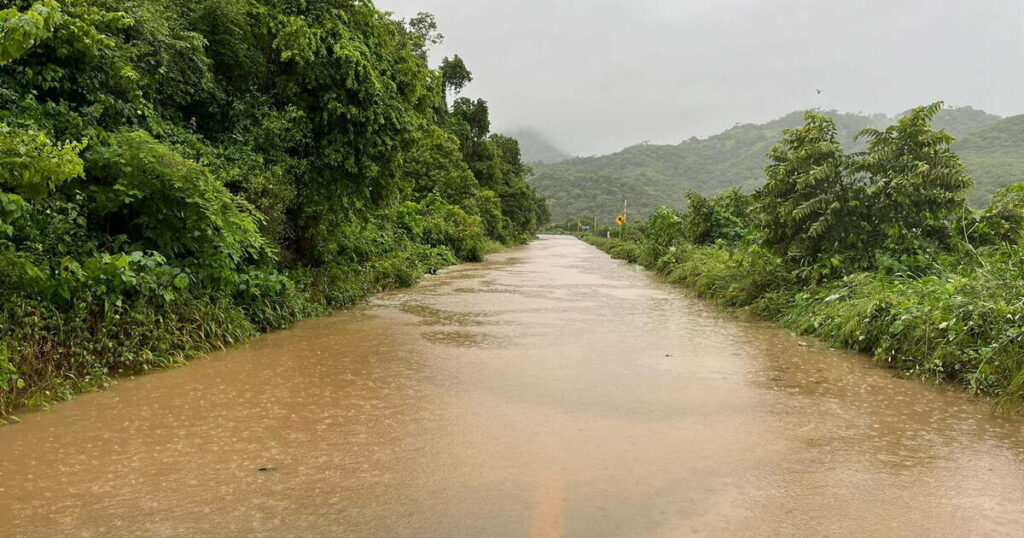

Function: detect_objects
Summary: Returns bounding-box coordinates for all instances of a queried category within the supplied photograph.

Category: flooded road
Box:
[3,235,1024,536]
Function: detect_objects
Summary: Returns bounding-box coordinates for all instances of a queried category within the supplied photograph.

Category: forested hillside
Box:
[0,0,547,415]
[532,106,1010,222]
[957,115,1024,202]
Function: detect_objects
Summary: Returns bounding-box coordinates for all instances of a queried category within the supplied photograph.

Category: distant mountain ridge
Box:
[529,106,1017,222]
[503,128,573,164]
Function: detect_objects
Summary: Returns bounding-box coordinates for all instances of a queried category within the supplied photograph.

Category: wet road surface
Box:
[2,235,1024,536]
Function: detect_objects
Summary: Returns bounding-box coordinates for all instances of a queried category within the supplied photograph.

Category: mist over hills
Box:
[528,106,1021,223]
[503,128,573,164]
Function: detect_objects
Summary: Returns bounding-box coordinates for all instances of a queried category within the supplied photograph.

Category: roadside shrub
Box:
[969,184,1024,246]
[396,196,487,261]
[86,131,269,287]
[638,206,685,267]
[682,189,753,246]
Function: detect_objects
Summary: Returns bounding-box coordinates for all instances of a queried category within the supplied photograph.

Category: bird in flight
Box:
[816,89,822,94]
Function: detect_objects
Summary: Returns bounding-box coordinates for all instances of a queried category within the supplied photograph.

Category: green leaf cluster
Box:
[0,0,547,416]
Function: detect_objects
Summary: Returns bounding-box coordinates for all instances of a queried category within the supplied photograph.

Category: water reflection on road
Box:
[2,235,1023,536]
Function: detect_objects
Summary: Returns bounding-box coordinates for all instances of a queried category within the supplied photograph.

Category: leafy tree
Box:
[447,98,548,239]
[86,131,269,285]
[758,112,855,267]
[403,12,443,60]
[0,123,85,283]
[0,124,84,202]
[755,104,973,276]
[683,189,752,246]
[440,54,472,98]
[402,125,479,205]
[466,189,506,241]
[451,97,491,141]
[0,0,63,64]
[637,206,685,265]
[396,195,486,261]
[855,102,973,256]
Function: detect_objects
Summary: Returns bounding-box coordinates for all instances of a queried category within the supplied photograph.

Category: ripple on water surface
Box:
[1,235,1023,537]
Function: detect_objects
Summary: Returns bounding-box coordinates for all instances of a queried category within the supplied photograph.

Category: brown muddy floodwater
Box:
[2,235,1024,537]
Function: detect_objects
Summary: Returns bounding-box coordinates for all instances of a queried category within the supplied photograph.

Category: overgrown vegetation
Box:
[581,103,1024,413]
[0,0,548,417]
[532,105,1022,223]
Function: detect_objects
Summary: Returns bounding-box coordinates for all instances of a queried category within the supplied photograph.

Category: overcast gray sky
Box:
[379,0,1023,156]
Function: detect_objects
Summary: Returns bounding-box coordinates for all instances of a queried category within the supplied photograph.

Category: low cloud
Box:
[381,0,1024,155]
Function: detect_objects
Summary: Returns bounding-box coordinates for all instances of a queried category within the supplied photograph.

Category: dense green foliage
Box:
[532,106,1013,223]
[581,104,1024,413]
[0,0,547,417]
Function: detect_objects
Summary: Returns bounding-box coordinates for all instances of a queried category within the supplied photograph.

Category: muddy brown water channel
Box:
[3,235,1024,536]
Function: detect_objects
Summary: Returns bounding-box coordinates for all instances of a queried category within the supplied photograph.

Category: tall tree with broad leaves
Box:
[855,101,974,256]
[758,111,857,271]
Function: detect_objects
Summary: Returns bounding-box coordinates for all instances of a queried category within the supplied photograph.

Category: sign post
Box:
[615,200,628,238]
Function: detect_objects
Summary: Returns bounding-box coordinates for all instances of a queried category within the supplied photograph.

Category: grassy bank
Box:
[583,234,1024,412]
